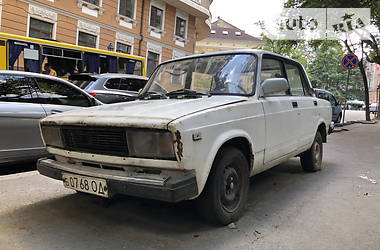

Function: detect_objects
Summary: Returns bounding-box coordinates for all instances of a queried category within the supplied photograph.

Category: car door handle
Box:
[314,101,318,106]
[50,109,63,114]
[292,101,298,108]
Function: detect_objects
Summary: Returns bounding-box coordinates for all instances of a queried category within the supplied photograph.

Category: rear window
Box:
[105,78,147,92]
[71,80,95,89]
[0,75,32,102]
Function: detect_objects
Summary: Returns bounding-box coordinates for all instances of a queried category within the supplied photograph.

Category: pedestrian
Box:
[43,63,57,77]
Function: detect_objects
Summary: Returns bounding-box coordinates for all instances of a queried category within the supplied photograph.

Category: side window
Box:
[329,94,337,106]
[285,63,305,96]
[104,78,121,90]
[0,75,33,103]
[30,78,90,107]
[261,58,287,96]
[119,78,146,91]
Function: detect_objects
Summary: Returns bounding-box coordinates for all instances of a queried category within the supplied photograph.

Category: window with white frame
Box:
[29,18,54,40]
[84,0,99,5]
[147,51,160,76]
[148,0,166,39]
[116,42,131,54]
[28,5,57,40]
[115,32,134,55]
[173,9,188,47]
[78,31,97,48]
[175,17,186,38]
[150,6,163,30]
[77,20,99,48]
[78,0,104,17]
[119,0,134,18]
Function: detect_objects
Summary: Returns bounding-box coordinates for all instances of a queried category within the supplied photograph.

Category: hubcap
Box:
[221,165,241,212]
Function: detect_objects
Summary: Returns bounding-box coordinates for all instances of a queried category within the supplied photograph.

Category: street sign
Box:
[342,53,359,70]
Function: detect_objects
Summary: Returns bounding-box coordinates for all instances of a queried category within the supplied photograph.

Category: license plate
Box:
[62,173,108,198]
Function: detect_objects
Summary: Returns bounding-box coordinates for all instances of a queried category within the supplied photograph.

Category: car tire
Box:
[196,146,249,226]
[300,132,323,172]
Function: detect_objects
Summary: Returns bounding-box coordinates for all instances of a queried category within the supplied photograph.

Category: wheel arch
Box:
[197,130,255,195]
[317,122,327,143]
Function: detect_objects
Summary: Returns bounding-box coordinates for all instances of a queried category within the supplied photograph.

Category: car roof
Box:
[163,49,297,65]
[0,70,69,82]
[0,70,100,102]
[92,73,148,80]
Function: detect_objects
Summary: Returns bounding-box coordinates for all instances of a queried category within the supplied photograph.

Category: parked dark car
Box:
[69,73,148,104]
[0,70,101,165]
[315,88,342,123]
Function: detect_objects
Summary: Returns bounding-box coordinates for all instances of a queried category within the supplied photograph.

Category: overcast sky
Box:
[209,0,286,37]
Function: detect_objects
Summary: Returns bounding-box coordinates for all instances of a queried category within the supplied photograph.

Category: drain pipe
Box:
[138,0,145,56]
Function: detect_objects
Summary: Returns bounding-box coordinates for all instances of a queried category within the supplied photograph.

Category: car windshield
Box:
[143,54,257,97]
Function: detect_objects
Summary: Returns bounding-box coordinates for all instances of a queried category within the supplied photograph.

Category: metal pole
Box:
[342,70,351,125]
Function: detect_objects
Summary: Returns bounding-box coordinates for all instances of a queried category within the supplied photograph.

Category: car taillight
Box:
[88,92,96,97]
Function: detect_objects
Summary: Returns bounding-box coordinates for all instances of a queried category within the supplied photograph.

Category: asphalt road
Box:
[1,122,380,250]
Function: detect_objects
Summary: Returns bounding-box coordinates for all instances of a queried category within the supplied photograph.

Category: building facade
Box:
[195,17,263,54]
[0,0,212,75]
[366,62,380,104]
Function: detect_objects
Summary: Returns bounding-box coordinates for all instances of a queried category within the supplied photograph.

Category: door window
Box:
[329,94,338,106]
[104,78,121,89]
[285,63,305,96]
[0,75,33,102]
[119,78,146,91]
[261,58,287,96]
[30,78,91,107]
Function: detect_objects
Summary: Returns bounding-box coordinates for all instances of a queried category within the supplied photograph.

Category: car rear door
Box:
[260,56,299,164]
[30,77,92,115]
[0,74,47,163]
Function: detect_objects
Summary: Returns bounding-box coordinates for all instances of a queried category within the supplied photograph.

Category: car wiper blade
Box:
[166,89,209,97]
[138,91,166,100]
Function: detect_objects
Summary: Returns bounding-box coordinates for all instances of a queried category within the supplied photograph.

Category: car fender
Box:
[194,129,255,195]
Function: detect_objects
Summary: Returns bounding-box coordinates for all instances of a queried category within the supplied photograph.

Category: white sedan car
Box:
[37,50,331,225]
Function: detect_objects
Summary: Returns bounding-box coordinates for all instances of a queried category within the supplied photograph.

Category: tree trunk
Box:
[358,59,371,121]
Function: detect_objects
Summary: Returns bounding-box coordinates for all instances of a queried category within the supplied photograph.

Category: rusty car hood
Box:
[41,96,248,129]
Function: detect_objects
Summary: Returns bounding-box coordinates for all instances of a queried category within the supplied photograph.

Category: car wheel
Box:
[336,113,342,123]
[300,132,323,172]
[196,146,249,226]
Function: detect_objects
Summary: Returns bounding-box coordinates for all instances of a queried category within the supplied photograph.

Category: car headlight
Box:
[41,126,63,148]
[127,130,175,160]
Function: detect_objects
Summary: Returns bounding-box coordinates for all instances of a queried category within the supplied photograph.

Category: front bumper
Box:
[37,158,198,202]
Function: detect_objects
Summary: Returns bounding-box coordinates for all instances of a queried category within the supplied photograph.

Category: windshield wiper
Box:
[138,91,167,100]
[166,89,210,97]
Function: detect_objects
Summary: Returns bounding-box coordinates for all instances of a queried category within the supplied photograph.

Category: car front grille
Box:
[61,126,128,156]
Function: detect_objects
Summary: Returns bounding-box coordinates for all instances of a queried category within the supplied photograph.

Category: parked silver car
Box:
[69,73,148,104]
[0,70,101,165]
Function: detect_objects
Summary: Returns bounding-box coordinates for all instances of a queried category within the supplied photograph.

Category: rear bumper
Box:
[37,158,198,203]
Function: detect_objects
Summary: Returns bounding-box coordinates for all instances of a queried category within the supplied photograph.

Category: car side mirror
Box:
[138,88,143,95]
[260,78,289,97]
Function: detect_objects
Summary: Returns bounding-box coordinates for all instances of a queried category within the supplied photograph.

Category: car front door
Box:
[30,77,92,115]
[0,74,47,163]
[284,62,317,149]
[260,56,299,164]
[328,94,340,122]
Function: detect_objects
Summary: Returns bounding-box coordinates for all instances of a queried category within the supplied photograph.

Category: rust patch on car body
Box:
[174,130,183,161]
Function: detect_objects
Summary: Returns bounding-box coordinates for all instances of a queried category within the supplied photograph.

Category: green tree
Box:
[285,0,380,120]
[307,41,363,102]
